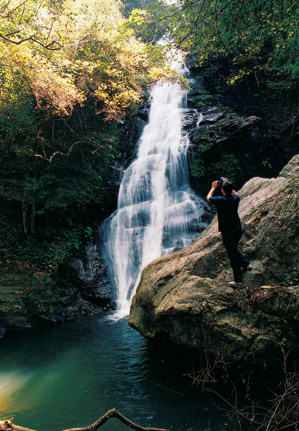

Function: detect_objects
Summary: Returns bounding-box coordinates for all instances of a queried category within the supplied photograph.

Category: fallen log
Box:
[0,409,169,431]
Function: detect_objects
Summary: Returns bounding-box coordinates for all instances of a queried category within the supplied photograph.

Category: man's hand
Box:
[207,181,218,202]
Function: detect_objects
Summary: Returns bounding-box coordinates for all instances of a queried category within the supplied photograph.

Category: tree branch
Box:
[0,0,29,19]
[0,33,62,49]
[0,409,169,431]
[31,150,65,163]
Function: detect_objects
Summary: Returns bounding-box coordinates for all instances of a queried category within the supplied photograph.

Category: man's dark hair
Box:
[222,180,233,195]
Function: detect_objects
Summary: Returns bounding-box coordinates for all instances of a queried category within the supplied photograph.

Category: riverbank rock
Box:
[0,260,113,335]
[129,155,299,363]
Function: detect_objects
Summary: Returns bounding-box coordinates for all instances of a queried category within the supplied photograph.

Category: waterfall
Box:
[102,65,208,318]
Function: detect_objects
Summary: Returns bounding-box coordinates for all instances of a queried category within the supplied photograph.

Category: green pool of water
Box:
[0,315,231,431]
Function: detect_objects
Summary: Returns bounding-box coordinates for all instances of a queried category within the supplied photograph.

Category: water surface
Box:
[0,316,230,431]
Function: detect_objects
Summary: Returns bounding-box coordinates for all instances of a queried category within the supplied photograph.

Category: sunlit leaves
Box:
[0,0,63,49]
[31,62,85,117]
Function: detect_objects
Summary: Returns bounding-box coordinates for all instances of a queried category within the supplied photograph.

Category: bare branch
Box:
[0,409,169,431]
[31,150,65,163]
[183,350,226,388]
[0,33,62,49]
[0,0,29,18]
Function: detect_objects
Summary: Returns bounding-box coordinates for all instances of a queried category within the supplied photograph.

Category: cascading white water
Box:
[102,64,208,318]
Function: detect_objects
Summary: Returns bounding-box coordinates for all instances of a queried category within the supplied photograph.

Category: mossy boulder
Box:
[0,261,112,334]
[0,264,54,331]
[129,155,299,363]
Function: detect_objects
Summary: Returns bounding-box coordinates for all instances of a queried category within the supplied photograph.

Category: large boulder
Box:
[129,155,299,363]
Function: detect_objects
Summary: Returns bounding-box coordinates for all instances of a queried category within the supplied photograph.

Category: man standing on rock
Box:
[206,179,252,286]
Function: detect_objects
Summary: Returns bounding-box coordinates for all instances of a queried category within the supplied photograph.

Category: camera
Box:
[217,177,226,187]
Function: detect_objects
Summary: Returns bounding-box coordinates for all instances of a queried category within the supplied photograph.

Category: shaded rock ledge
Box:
[129,155,299,364]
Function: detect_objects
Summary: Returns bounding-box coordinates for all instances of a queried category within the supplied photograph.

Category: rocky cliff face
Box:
[129,155,299,363]
[185,69,297,201]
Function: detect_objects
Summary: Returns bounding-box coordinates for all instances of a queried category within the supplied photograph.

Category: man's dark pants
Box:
[222,227,249,282]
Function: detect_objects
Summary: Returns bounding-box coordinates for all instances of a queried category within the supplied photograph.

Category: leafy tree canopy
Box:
[0,0,178,274]
[0,0,173,121]
[154,0,299,87]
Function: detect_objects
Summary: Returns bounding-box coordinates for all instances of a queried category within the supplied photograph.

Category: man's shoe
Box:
[229,281,243,287]
[242,264,253,271]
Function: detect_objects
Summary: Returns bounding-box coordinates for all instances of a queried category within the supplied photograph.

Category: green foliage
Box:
[0,207,83,274]
[0,0,172,277]
[17,228,83,274]
[189,152,240,190]
[155,0,299,90]
[0,0,169,120]
[189,157,205,179]
[84,226,93,239]
[261,158,272,170]
[0,113,123,273]
[122,0,156,16]
[285,271,299,287]
[207,154,239,183]
[200,154,239,182]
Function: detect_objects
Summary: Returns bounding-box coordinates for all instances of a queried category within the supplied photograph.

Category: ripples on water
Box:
[0,317,230,431]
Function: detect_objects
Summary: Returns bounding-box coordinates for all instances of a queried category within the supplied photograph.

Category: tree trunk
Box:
[30,201,35,235]
[22,190,28,235]
[0,409,169,431]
